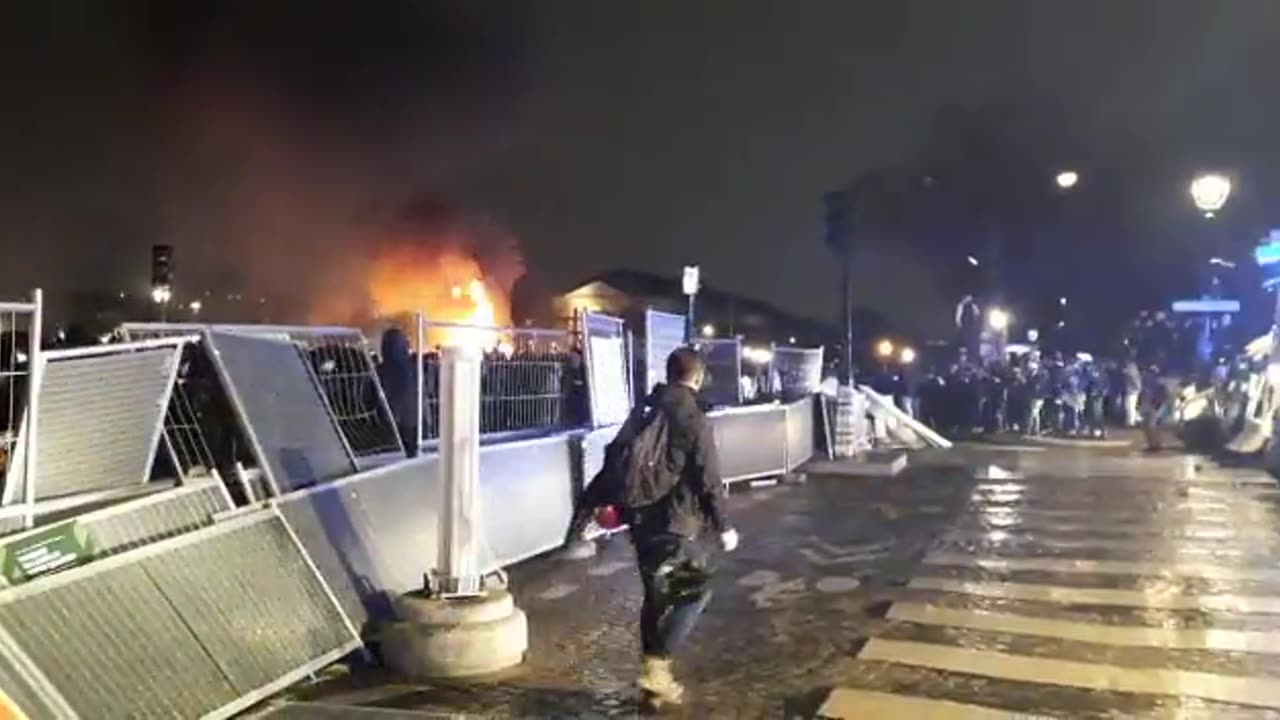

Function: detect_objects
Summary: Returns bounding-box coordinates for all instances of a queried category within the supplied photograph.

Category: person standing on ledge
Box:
[568,347,738,709]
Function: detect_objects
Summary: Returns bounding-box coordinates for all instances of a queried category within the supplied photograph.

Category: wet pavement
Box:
[267,445,1280,718]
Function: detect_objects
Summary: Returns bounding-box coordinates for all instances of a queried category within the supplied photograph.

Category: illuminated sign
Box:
[1171,299,1240,314]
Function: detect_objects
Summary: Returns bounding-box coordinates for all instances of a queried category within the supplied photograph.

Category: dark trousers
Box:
[633,532,712,658]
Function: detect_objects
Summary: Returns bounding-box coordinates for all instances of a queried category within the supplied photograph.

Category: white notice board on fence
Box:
[583,312,631,427]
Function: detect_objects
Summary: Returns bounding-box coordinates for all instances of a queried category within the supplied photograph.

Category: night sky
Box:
[3,1,1280,343]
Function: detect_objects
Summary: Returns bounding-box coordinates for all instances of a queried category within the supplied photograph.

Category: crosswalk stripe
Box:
[888,602,1280,654]
[909,577,1280,613]
[940,531,1259,556]
[924,552,1280,583]
[860,637,1280,709]
[954,519,1251,540]
[816,687,1049,719]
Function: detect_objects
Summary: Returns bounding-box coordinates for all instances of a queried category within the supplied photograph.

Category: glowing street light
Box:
[188,300,203,314]
[1055,170,1079,190]
[966,255,980,267]
[876,339,895,358]
[700,323,716,338]
[150,285,172,304]
[1190,173,1232,217]
[987,307,1010,332]
[899,346,917,364]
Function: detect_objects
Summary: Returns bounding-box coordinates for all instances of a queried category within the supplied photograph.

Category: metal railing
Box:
[407,319,580,442]
[0,290,42,531]
[121,323,403,460]
[772,345,825,401]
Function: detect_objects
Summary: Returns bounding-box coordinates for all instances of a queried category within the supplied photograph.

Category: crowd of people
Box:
[871,350,1149,439]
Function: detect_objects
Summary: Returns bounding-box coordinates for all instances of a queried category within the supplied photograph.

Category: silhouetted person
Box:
[377,328,418,458]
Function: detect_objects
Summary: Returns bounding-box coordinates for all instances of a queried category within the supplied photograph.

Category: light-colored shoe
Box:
[637,656,684,706]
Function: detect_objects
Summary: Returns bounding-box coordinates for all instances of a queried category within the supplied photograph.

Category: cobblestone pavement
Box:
[273,447,1280,718]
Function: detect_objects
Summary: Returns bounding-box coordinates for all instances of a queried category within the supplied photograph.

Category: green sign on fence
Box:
[0,521,94,586]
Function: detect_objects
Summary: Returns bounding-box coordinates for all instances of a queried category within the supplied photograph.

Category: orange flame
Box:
[365,244,511,348]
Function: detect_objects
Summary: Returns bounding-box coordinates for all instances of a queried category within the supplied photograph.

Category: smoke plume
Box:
[0,1,532,322]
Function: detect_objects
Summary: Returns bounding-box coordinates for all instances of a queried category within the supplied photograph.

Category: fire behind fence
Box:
[412,322,583,441]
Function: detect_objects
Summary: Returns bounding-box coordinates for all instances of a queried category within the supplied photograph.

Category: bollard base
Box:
[381,589,528,679]
[560,538,598,560]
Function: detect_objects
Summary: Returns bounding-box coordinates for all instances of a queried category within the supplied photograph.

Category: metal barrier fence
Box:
[121,324,403,461]
[0,290,41,531]
[411,319,579,442]
[643,309,686,395]
[0,509,361,719]
[2,339,187,508]
[699,337,742,408]
[772,346,824,401]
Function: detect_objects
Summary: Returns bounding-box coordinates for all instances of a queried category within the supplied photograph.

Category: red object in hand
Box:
[594,505,622,530]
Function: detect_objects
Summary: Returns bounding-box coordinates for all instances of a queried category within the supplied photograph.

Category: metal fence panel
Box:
[0,481,231,587]
[208,331,356,494]
[276,457,442,631]
[81,481,231,558]
[583,312,631,427]
[0,562,240,718]
[643,310,686,395]
[277,438,577,632]
[773,347,824,401]
[699,338,742,408]
[143,515,357,697]
[120,323,403,462]
[414,322,577,442]
[0,296,37,520]
[3,345,180,505]
[478,436,575,571]
[0,511,359,720]
[710,405,787,482]
[785,396,816,469]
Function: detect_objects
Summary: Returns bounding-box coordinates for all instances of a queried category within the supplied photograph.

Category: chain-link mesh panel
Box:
[121,324,403,461]
[207,331,356,494]
[415,323,578,440]
[0,301,34,507]
[0,511,358,719]
[698,338,742,408]
[773,346,825,401]
[3,344,181,505]
[0,561,240,718]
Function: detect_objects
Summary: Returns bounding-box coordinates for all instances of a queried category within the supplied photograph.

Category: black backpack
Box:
[599,403,679,509]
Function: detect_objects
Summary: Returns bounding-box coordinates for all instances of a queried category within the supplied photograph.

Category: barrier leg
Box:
[381,344,528,678]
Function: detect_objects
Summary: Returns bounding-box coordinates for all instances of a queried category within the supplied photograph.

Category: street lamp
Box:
[700,323,715,338]
[876,339,895,359]
[1190,173,1232,217]
[987,307,1010,332]
[899,346,917,365]
[1055,170,1079,190]
[966,255,980,267]
[188,300,203,315]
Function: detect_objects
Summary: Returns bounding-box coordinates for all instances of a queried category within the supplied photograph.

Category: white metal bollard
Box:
[436,343,484,597]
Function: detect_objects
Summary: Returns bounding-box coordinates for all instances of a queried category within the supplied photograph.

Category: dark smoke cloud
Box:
[0,1,532,321]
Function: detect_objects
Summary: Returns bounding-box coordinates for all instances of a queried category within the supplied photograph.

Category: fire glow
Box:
[366,244,512,348]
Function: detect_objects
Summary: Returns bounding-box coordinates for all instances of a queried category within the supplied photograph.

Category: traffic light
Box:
[151,245,173,289]
[823,190,850,251]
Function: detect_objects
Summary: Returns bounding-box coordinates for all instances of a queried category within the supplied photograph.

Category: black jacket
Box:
[572,383,729,540]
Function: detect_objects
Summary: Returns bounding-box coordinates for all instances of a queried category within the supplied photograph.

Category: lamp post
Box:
[1055,170,1079,190]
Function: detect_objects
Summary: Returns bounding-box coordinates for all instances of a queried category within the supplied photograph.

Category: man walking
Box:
[568,347,738,708]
